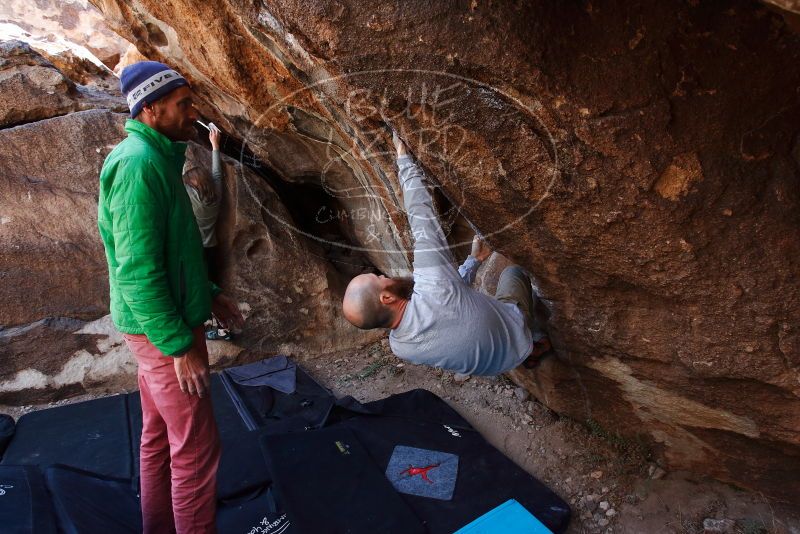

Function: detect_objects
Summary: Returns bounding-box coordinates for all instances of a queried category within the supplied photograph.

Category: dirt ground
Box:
[3,337,799,534]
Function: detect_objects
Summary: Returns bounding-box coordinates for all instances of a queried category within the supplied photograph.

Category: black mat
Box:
[261,426,425,534]
[44,463,279,534]
[327,389,572,533]
[1,394,133,480]
[217,487,294,534]
[0,465,58,534]
[0,359,570,533]
[45,465,141,534]
[127,362,335,501]
[222,365,335,435]
[211,374,273,500]
[0,414,13,458]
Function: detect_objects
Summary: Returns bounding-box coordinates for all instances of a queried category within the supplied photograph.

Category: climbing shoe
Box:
[522,336,554,369]
[206,328,232,341]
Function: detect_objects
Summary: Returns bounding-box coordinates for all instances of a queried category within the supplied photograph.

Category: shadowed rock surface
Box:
[83,0,800,501]
[182,142,381,356]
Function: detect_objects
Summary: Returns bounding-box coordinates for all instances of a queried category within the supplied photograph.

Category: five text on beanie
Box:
[120,61,189,118]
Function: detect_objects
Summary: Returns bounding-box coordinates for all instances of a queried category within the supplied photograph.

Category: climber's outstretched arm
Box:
[394,133,461,282]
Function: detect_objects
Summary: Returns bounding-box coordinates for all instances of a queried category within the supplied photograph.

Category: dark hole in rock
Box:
[191,123,379,286]
[272,178,381,280]
[144,22,168,47]
[193,122,470,285]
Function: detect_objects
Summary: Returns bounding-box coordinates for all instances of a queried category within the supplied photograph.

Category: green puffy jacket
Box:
[98,119,220,356]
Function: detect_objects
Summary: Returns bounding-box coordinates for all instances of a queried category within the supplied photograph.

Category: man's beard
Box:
[387,277,414,300]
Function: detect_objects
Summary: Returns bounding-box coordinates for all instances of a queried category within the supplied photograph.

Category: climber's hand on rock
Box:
[174,344,210,397]
[471,235,492,262]
[212,292,245,330]
[392,130,408,157]
[209,124,221,150]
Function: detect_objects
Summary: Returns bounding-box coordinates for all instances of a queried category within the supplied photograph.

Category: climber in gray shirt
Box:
[342,132,536,376]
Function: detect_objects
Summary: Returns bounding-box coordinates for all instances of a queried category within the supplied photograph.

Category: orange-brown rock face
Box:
[84,0,800,502]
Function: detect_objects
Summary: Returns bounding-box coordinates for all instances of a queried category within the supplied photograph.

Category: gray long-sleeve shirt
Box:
[183,149,223,247]
[388,155,533,376]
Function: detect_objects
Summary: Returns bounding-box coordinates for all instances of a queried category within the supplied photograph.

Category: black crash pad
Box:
[222,364,335,434]
[127,361,335,501]
[0,465,57,534]
[0,414,14,458]
[0,359,570,533]
[44,463,286,534]
[261,426,425,534]
[217,487,294,534]
[1,394,133,480]
[45,465,141,534]
[326,389,572,533]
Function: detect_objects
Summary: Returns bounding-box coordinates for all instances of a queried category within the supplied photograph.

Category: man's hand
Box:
[471,235,492,262]
[212,292,245,330]
[174,344,210,397]
[392,130,408,157]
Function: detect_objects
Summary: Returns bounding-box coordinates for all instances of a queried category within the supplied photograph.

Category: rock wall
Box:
[0,0,129,68]
[0,40,123,128]
[0,42,126,325]
[84,0,800,502]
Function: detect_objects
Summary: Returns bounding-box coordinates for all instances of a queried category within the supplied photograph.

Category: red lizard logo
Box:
[400,463,440,484]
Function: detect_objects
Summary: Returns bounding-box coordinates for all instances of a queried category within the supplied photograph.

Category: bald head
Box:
[342,274,392,330]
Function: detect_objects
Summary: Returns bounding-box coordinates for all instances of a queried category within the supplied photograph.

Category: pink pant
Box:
[124,327,221,534]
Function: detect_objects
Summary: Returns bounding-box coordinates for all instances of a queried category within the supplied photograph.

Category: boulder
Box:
[0,108,126,325]
[0,40,80,127]
[0,119,379,404]
[0,107,129,403]
[0,316,134,405]
[0,0,130,69]
[0,122,380,402]
[87,0,800,501]
[0,40,125,127]
[40,48,121,95]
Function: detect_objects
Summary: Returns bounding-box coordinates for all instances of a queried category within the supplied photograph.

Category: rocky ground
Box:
[4,338,799,533]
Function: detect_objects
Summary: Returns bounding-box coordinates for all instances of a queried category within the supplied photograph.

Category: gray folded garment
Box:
[224,355,297,394]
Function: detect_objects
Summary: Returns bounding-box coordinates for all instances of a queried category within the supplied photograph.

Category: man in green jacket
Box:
[98,61,243,534]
